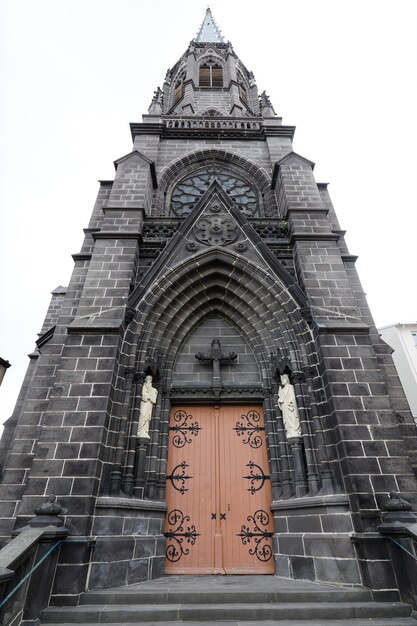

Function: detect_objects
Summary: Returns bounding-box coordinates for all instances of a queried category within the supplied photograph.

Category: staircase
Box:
[41,575,417,625]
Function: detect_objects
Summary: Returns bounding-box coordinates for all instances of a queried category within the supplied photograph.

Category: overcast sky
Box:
[1,0,416,426]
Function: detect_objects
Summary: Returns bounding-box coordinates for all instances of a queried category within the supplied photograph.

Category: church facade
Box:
[1,8,417,603]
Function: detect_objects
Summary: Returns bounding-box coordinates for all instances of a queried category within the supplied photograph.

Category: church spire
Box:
[196,7,224,43]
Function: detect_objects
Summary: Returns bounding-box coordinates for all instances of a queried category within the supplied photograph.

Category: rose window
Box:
[171,166,259,217]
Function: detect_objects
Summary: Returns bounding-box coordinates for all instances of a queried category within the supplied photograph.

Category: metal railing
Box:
[379,516,417,611]
[0,524,68,626]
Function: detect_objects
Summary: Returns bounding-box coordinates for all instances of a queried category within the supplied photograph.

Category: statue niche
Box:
[137,375,158,440]
[278,373,302,440]
[277,371,307,497]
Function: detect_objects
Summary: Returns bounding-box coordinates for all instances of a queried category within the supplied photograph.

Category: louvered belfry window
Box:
[199,61,223,88]
[174,72,185,104]
[211,64,223,87]
[237,72,248,106]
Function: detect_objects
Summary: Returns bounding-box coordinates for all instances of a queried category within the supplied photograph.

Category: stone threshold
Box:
[271,494,349,511]
[96,496,166,512]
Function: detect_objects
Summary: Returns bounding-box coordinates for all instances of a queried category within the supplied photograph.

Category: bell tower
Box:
[161,8,260,118]
[1,6,417,603]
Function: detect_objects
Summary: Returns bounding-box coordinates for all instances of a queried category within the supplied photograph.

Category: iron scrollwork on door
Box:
[233,410,264,449]
[166,461,193,495]
[237,509,273,562]
[243,461,270,494]
[164,509,200,563]
[169,409,201,448]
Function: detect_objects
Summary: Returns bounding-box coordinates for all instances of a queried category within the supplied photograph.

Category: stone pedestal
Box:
[134,437,150,499]
[287,437,307,497]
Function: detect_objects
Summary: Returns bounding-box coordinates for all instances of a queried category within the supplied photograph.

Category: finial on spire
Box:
[196,7,224,43]
[259,91,277,117]
[148,87,163,114]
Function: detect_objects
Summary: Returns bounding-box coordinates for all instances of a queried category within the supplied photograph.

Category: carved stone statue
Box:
[278,374,301,439]
[137,375,158,439]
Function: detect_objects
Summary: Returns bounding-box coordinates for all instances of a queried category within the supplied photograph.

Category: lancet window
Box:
[199,60,223,88]
[173,71,186,104]
[237,71,248,106]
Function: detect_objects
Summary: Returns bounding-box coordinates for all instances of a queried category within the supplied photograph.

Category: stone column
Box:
[302,365,334,494]
[287,437,308,497]
[108,367,137,495]
[274,394,293,499]
[263,396,283,500]
[292,370,320,495]
[133,438,151,499]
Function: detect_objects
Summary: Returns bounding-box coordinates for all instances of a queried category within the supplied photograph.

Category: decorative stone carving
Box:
[171,166,258,217]
[234,242,248,252]
[253,221,289,239]
[384,492,412,512]
[124,306,136,324]
[270,348,292,379]
[379,491,417,526]
[186,241,200,252]
[194,214,239,246]
[259,90,276,117]
[124,366,136,380]
[30,495,65,527]
[144,350,164,382]
[300,306,314,325]
[35,495,64,517]
[148,86,163,114]
[195,338,237,387]
[137,376,158,439]
[143,223,178,239]
[278,374,302,439]
[168,386,267,399]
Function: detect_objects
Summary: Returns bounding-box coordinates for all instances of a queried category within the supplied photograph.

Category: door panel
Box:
[165,406,215,574]
[164,404,274,574]
[220,406,274,574]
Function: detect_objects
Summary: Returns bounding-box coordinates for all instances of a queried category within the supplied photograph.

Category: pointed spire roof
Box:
[196,7,224,43]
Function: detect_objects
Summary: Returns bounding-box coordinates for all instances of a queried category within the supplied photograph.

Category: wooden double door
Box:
[164,404,274,574]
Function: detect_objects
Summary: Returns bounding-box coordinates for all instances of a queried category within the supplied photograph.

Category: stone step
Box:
[39,622,417,626]
[41,601,413,623]
[80,586,372,605]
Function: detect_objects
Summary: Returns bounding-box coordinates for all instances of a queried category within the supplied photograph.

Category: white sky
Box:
[1,0,416,426]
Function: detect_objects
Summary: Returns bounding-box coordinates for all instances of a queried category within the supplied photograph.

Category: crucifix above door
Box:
[195,338,237,392]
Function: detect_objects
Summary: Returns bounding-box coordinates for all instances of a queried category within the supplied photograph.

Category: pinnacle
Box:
[196,7,224,43]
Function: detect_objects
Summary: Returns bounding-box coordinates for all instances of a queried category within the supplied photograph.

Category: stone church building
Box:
[1,8,417,624]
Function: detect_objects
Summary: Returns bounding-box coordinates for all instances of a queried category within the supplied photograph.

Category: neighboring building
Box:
[1,7,417,618]
[379,323,417,419]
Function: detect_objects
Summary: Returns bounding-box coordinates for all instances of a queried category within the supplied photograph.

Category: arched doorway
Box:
[164,317,274,574]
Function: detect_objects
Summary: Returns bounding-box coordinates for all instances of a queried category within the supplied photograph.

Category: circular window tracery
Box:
[171,166,259,217]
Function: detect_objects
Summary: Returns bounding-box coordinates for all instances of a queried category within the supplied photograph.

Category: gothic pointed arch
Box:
[125,248,312,379]
[109,249,330,506]
[199,57,224,88]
